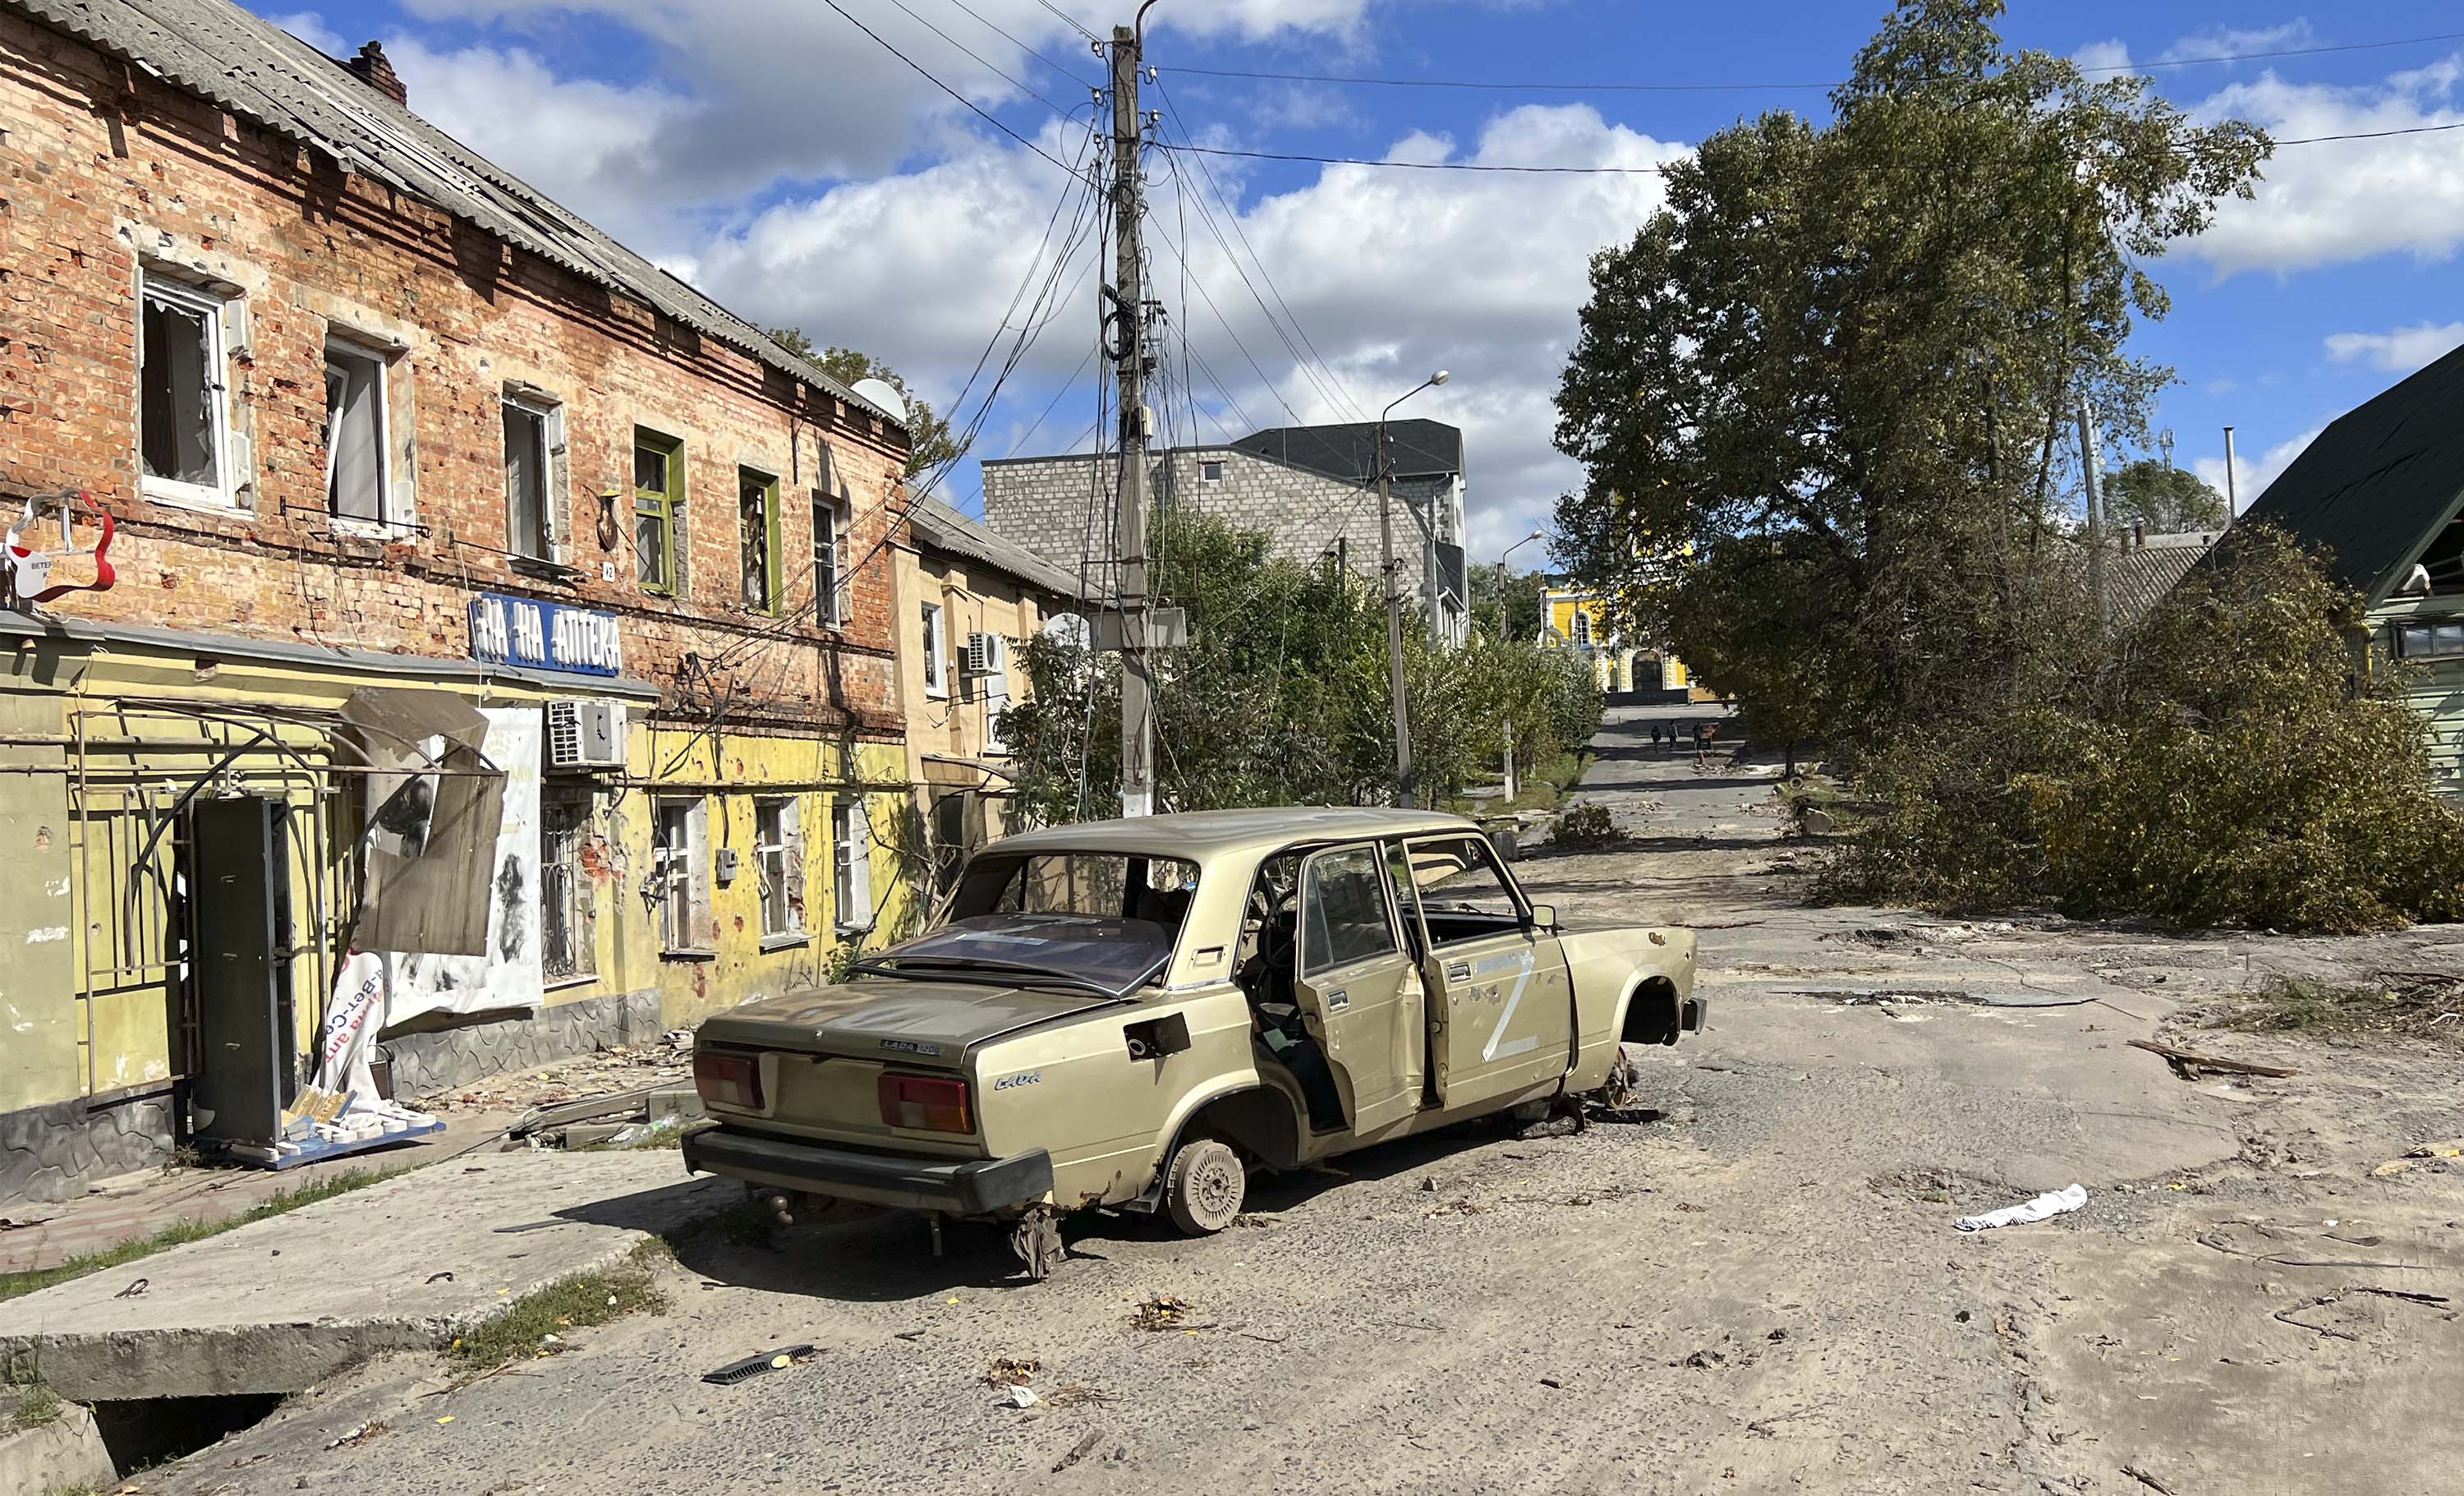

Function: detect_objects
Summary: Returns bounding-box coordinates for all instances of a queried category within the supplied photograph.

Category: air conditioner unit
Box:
[961,633,1000,675]
[545,699,626,770]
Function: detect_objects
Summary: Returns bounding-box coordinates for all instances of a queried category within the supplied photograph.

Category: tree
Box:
[765,328,963,479]
[1551,0,2268,747]
[2103,459,2228,534]
[1468,562,1548,643]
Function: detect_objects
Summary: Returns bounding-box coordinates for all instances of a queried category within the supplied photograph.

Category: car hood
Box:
[695,977,1128,1066]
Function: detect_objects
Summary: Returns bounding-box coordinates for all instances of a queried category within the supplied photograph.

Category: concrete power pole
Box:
[2223,425,2240,519]
[2077,397,2109,634]
[1109,24,1154,819]
[1377,425,1414,808]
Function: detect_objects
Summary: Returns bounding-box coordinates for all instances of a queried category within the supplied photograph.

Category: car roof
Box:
[993,807,1484,863]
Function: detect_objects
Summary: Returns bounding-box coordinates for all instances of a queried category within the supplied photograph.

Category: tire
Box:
[1164,1138,1246,1236]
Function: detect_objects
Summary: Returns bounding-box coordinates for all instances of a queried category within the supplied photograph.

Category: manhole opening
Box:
[90,1392,283,1475]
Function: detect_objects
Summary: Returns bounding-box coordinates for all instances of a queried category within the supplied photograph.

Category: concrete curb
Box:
[0,1402,117,1494]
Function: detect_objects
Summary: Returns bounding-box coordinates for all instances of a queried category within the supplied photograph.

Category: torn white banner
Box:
[1953,1184,2088,1233]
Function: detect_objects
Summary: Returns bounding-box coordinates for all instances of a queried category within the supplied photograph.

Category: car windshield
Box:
[862,852,1202,997]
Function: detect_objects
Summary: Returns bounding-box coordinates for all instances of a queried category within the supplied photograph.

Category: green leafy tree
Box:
[2103,459,2229,534]
[765,328,962,478]
[1468,562,1549,642]
[1551,0,2269,745]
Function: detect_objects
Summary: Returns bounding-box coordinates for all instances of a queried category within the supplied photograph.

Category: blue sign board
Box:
[467,592,623,677]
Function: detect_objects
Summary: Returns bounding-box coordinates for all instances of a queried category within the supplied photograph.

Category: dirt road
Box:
[155,707,2464,1495]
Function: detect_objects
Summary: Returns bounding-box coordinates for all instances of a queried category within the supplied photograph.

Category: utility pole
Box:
[2077,397,2108,634]
[1108,22,1154,818]
[1377,371,1449,808]
[2223,425,2240,519]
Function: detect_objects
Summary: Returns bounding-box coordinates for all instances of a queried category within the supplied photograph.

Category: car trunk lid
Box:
[696,977,1125,1068]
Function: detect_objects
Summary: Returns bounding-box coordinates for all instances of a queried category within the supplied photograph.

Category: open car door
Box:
[1400,833,1570,1108]
[1291,842,1423,1134]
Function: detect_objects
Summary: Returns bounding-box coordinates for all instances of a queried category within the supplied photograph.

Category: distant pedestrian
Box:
[1693,720,1716,772]
[1649,722,1666,751]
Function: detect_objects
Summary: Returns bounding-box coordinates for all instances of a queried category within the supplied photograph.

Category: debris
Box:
[1517,1115,1584,1140]
[1953,1185,2087,1234]
[114,1277,149,1298]
[1423,1197,1487,1218]
[1419,1177,1437,1192]
[1053,1429,1104,1473]
[1044,1383,1114,1407]
[1129,1295,1194,1332]
[894,1329,926,1342]
[702,1345,818,1386]
[323,1420,388,1451]
[2126,1038,2295,1081]
[426,1271,455,1283]
[2271,1296,2358,1342]
[1680,1349,1726,1369]
[2121,1465,2177,1495]
[985,1357,1041,1388]
[0,1215,53,1231]
[1538,1376,1562,1389]
[1767,1328,1788,1342]
[1000,1383,1041,1409]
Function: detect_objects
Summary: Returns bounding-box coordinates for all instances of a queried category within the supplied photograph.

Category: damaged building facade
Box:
[0,1,920,1200]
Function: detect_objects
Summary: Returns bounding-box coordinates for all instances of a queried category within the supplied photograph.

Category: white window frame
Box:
[137,274,235,509]
[324,338,393,529]
[1200,458,1225,485]
[755,795,806,942]
[654,798,710,955]
[982,633,1012,754]
[813,488,848,627]
[1570,610,1593,647]
[502,391,563,561]
[922,601,949,699]
[833,796,874,935]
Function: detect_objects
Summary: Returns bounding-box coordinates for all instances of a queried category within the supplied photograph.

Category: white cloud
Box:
[269,9,347,54]
[2324,320,2464,372]
[2196,424,2324,512]
[2189,58,2464,275]
[2158,21,2315,66]
[2074,39,2133,75]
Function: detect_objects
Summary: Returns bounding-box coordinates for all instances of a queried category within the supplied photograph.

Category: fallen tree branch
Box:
[2127,1038,2296,1079]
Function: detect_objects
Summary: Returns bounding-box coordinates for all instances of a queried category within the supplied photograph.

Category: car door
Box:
[1292,842,1420,1134]
[1400,832,1570,1107]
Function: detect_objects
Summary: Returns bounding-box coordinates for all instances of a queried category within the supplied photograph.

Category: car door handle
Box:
[1445,962,1472,982]
[1326,989,1349,1012]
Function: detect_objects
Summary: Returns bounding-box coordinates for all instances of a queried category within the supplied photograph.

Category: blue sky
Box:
[260,2,2464,557]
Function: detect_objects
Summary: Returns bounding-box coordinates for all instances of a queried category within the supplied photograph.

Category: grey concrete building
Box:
[981,419,1471,644]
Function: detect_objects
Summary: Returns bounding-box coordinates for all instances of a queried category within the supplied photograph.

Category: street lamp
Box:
[1379,370,1450,810]
[1501,528,1547,562]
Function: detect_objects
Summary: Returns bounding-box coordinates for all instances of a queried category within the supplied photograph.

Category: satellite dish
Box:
[849,377,908,426]
[1042,613,1091,649]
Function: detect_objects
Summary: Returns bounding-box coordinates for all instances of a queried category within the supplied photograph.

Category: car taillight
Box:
[877,1072,972,1134]
[694,1051,763,1111]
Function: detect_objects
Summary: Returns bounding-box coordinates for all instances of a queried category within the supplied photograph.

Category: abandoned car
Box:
[682,807,1703,1275]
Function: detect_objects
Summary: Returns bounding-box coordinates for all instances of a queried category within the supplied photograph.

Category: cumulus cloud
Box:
[2073,39,2134,75]
[2158,20,2316,66]
[269,9,347,53]
[2196,425,2324,512]
[2324,320,2464,372]
[2188,58,2464,275]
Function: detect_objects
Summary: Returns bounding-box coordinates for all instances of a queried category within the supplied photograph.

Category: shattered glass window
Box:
[140,281,225,495]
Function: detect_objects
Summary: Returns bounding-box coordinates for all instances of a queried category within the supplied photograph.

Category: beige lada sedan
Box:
[683,807,1703,1277]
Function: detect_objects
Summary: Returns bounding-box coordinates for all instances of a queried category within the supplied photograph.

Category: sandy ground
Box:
[144,706,2464,1496]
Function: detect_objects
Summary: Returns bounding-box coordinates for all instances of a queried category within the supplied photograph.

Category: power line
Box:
[1145,216,1308,425]
[939,0,1100,89]
[1035,0,1102,45]
[1158,140,1674,175]
[815,0,1075,172]
[1155,26,2464,93]
[2277,120,2464,145]
[881,0,1076,117]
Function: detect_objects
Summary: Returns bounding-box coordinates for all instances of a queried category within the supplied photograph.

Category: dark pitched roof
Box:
[1228,419,1463,483]
[907,497,1083,601]
[8,0,903,430]
[2236,341,2464,600]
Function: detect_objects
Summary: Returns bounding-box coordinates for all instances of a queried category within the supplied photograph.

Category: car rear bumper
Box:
[683,1126,1054,1216]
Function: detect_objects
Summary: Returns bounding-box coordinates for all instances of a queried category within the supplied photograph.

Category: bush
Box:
[1823,529,2464,934]
[1549,803,1620,849]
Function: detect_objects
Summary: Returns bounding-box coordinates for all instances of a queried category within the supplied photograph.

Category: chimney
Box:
[344,41,407,107]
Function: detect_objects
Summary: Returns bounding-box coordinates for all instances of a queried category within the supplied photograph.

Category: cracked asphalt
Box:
[151,706,2464,1496]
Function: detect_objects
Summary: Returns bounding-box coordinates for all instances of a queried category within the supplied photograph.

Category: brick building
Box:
[0,0,922,1199]
[980,419,1471,644]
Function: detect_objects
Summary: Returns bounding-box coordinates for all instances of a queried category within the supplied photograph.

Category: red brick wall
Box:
[0,11,908,736]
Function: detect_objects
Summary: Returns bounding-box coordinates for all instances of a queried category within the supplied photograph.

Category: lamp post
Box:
[1497,527,1547,642]
[1379,370,1449,808]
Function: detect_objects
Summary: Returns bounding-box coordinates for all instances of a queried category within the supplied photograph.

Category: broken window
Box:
[139,276,231,504]
[813,489,848,626]
[739,467,780,614]
[655,798,709,953]
[635,430,681,595]
[324,341,389,524]
[503,394,558,559]
[756,795,804,941]
[921,601,948,698]
[931,792,969,895]
[1401,835,1525,947]
[540,790,597,980]
[833,796,873,934]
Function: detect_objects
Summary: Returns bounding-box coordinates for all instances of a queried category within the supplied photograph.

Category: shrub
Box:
[1549,803,1620,849]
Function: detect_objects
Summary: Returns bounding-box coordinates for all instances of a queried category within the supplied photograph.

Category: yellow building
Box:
[1540,584,1703,698]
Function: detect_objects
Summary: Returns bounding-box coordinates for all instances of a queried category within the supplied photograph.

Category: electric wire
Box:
[939,0,1101,89]
[814,0,1076,172]
[880,0,1076,117]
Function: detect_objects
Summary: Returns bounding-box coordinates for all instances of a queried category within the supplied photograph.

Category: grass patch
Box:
[0,1166,407,1304]
[446,1241,669,1371]
[1447,750,1590,818]
[2213,974,2464,1046]
[11,1383,60,1430]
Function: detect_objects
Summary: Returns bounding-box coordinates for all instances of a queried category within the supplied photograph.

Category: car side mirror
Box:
[1527,904,1557,932]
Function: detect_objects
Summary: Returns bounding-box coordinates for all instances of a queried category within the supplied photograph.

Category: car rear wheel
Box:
[1165,1138,1245,1236]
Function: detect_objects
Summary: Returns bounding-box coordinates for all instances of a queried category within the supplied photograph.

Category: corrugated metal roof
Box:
[908,495,1084,601]
[9,0,904,431]
[2108,532,2219,625]
[2236,342,2464,601]
[1229,418,1463,482]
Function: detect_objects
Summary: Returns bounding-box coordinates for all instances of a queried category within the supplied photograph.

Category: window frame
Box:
[832,796,875,935]
[322,338,393,528]
[754,795,807,944]
[1299,842,1405,980]
[921,601,949,699]
[812,487,848,627]
[1199,458,1225,485]
[137,274,235,509]
[654,798,710,956]
[2396,620,2464,661]
[738,466,783,615]
[633,427,683,596]
[981,633,1011,753]
[1399,832,1530,950]
[540,789,597,984]
[502,392,560,560]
